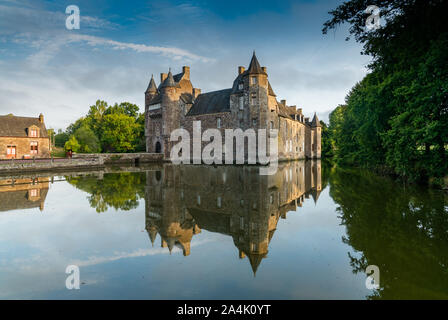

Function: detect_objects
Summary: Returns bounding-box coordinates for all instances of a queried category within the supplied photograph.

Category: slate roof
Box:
[0,115,49,138]
[277,102,293,120]
[186,89,232,116]
[245,51,266,75]
[145,75,158,93]
[161,71,177,88]
[311,113,321,127]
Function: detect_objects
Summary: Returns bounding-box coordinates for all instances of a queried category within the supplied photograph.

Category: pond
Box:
[0,161,447,299]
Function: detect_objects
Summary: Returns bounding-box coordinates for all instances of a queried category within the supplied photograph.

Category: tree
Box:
[105,102,140,119]
[64,135,80,152]
[74,125,101,153]
[55,131,69,148]
[101,113,140,152]
[323,0,448,184]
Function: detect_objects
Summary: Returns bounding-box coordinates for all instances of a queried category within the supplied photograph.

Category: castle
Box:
[145,52,321,162]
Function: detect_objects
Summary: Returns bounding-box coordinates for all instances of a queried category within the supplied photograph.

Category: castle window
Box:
[251,77,257,85]
[30,141,38,155]
[239,96,244,110]
[197,195,201,205]
[217,118,222,128]
[270,121,274,129]
[252,119,257,127]
[217,196,222,208]
[240,217,244,230]
[238,83,243,90]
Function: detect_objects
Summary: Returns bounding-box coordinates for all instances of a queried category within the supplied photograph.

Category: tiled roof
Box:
[0,114,49,138]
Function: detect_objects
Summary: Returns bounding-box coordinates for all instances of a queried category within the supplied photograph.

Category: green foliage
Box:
[320,121,333,158]
[64,135,80,152]
[60,100,145,154]
[74,125,101,153]
[101,113,140,153]
[55,132,69,148]
[323,0,448,184]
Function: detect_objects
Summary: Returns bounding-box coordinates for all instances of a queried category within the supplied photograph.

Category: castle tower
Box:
[160,70,181,159]
[145,74,158,107]
[310,113,321,159]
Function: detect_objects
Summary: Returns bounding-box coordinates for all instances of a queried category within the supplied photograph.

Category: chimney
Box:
[238,66,245,75]
[262,66,267,73]
[193,88,201,99]
[160,73,168,84]
[281,99,286,106]
[182,66,190,80]
[39,113,44,123]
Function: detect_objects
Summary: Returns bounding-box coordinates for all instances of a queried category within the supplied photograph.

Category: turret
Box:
[145,74,158,107]
[245,51,268,88]
[161,70,177,91]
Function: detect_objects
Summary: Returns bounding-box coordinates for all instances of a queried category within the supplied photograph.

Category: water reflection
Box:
[144,161,322,275]
[330,168,448,299]
[0,161,447,299]
[0,177,49,212]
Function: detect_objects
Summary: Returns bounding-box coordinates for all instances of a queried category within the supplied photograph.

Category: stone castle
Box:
[145,52,321,162]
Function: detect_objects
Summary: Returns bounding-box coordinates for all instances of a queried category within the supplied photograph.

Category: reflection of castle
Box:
[0,177,49,212]
[145,161,321,275]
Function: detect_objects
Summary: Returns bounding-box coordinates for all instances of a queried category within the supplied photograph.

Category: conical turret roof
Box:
[311,113,321,127]
[246,51,266,75]
[146,74,158,93]
[161,70,176,88]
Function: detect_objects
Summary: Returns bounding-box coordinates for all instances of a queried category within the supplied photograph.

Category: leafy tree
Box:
[64,135,80,152]
[105,102,140,119]
[55,131,69,148]
[74,125,101,153]
[101,113,140,152]
[323,0,448,185]
[320,120,333,158]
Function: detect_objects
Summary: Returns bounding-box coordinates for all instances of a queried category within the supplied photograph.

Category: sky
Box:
[0,0,371,130]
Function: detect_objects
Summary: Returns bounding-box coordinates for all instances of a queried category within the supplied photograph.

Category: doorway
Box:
[155,141,162,154]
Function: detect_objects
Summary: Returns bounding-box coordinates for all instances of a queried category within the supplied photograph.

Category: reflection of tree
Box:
[329,167,448,299]
[67,172,146,213]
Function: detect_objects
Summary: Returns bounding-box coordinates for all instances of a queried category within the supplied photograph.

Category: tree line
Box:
[54,100,146,153]
[322,0,448,187]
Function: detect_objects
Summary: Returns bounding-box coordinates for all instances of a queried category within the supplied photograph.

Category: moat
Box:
[0,161,447,299]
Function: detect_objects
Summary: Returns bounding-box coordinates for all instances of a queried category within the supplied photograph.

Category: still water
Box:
[0,161,447,299]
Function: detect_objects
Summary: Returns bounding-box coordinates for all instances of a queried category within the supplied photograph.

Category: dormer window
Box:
[238,82,243,90]
[29,128,38,137]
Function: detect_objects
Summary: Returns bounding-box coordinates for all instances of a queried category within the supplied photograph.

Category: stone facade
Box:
[145,53,321,162]
[0,114,51,160]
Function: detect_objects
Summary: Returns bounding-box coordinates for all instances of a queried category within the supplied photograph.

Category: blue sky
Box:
[0,0,371,129]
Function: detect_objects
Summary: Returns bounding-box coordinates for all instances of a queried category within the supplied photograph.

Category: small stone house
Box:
[0,114,51,160]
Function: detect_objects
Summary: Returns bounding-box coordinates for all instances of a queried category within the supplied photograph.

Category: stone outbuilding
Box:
[0,114,51,159]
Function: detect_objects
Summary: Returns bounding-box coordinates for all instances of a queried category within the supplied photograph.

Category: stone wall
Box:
[0,137,50,160]
[0,153,164,174]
